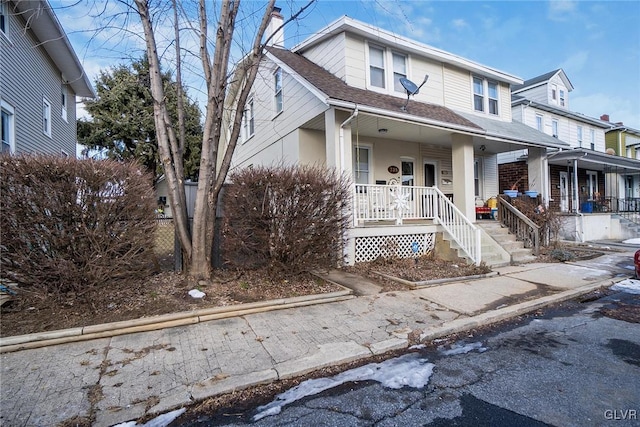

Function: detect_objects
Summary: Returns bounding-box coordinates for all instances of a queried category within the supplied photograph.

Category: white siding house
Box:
[0,0,94,156]
[227,15,568,264]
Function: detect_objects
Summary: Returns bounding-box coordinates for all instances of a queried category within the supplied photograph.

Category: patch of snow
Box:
[188,289,206,298]
[409,344,426,350]
[622,238,640,245]
[438,341,487,356]
[112,408,186,427]
[253,353,434,421]
[611,279,640,295]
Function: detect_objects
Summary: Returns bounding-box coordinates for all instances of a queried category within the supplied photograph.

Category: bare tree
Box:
[133,0,315,278]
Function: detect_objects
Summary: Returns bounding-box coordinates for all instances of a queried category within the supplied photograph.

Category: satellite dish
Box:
[400,74,429,111]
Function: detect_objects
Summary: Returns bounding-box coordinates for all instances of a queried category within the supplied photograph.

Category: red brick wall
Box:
[498,161,528,193]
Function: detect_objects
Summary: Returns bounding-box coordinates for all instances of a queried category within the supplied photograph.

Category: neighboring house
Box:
[0,0,94,156]
[501,69,640,241]
[604,119,640,211]
[227,13,568,265]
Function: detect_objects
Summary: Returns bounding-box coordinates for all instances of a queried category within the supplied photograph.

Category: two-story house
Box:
[1,0,94,156]
[228,13,568,265]
[604,118,640,212]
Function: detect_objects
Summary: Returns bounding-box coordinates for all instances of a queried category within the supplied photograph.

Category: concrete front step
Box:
[475,220,536,265]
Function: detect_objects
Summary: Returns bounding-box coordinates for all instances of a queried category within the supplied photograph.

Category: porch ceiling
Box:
[548,148,640,174]
[301,112,532,153]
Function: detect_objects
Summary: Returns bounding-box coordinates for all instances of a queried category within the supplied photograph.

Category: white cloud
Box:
[571,93,640,130]
[548,0,578,20]
[451,18,467,30]
[560,51,589,73]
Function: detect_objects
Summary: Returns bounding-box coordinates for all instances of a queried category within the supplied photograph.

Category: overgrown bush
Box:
[549,248,576,262]
[512,197,562,247]
[223,164,351,273]
[0,155,157,295]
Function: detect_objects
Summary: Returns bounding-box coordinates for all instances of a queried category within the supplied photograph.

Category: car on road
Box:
[635,249,640,279]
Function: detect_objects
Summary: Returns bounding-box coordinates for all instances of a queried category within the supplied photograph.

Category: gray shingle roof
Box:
[512,69,561,92]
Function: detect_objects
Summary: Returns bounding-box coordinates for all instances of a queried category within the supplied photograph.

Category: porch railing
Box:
[497,195,540,255]
[353,184,480,264]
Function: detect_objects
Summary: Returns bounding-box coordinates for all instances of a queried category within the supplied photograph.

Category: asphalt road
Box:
[174,287,640,427]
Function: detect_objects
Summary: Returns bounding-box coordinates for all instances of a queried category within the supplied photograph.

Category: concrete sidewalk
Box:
[0,254,632,427]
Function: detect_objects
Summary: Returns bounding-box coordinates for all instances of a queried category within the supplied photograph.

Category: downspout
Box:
[573,158,579,213]
[339,106,359,172]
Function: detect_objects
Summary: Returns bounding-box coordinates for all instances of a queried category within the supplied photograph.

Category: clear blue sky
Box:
[56,0,640,129]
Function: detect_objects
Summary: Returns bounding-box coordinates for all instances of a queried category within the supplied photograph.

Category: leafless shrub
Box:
[0,155,157,296]
[512,197,562,247]
[222,164,351,274]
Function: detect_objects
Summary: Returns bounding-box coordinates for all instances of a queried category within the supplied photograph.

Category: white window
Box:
[0,1,8,36]
[42,98,51,137]
[577,126,583,147]
[473,77,484,112]
[392,52,407,93]
[586,171,598,200]
[536,115,543,131]
[474,159,482,197]
[369,45,386,89]
[488,81,498,115]
[627,147,632,158]
[242,97,254,142]
[590,129,595,150]
[274,68,283,114]
[473,77,498,115]
[353,146,371,185]
[552,119,558,138]
[1,101,15,154]
[551,84,558,102]
[61,85,68,122]
[559,89,565,107]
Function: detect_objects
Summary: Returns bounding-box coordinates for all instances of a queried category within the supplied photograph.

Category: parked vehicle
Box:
[634,249,640,279]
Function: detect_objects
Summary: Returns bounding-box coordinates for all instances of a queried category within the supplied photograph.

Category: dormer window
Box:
[551,84,558,103]
[559,89,565,107]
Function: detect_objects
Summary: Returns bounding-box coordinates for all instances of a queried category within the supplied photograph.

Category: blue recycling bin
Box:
[581,201,593,213]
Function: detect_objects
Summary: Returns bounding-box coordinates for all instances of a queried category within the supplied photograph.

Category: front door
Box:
[559,171,569,212]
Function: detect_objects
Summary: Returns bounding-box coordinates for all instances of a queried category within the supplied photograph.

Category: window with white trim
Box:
[43,98,51,137]
[353,146,371,185]
[61,85,68,122]
[369,45,386,89]
[559,89,565,107]
[1,101,15,154]
[392,52,407,93]
[242,97,254,142]
[551,84,558,102]
[590,129,595,150]
[473,77,499,115]
[274,68,283,114]
[577,125,583,147]
[552,119,558,138]
[536,114,543,131]
[0,1,8,36]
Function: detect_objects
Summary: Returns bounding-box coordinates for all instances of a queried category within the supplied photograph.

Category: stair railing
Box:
[433,187,481,265]
[497,195,540,255]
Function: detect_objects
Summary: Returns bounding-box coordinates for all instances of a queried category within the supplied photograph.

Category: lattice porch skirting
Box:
[354,233,435,263]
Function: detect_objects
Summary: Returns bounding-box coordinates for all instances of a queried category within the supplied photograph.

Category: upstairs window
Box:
[559,89,565,107]
[536,114,543,131]
[590,129,595,150]
[488,82,498,115]
[42,98,51,137]
[473,77,498,115]
[551,84,558,102]
[577,125,583,147]
[552,119,559,138]
[392,52,407,93]
[274,68,283,114]
[369,45,386,89]
[473,77,484,112]
[242,97,254,142]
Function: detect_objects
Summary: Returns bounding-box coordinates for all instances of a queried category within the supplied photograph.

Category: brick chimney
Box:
[600,114,610,122]
[266,7,284,47]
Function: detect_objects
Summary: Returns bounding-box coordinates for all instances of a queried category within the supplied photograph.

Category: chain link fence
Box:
[154,217,176,271]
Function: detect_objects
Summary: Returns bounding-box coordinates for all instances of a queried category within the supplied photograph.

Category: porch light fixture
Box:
[480,145,486,151]
[378,128,388,134]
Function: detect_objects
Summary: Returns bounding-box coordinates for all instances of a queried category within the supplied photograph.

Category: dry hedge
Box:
[223,164,351,273]
[0,155,157,295]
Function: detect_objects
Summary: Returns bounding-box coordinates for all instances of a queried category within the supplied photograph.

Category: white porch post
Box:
[528,147,549,203]
[451,134,476,221]
[324,108,340,169]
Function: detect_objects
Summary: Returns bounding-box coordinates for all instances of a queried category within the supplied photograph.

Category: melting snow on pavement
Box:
[113,408,186,427]
[438,341,487,356]
[611,279,640,295]
[253,353,435,421]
